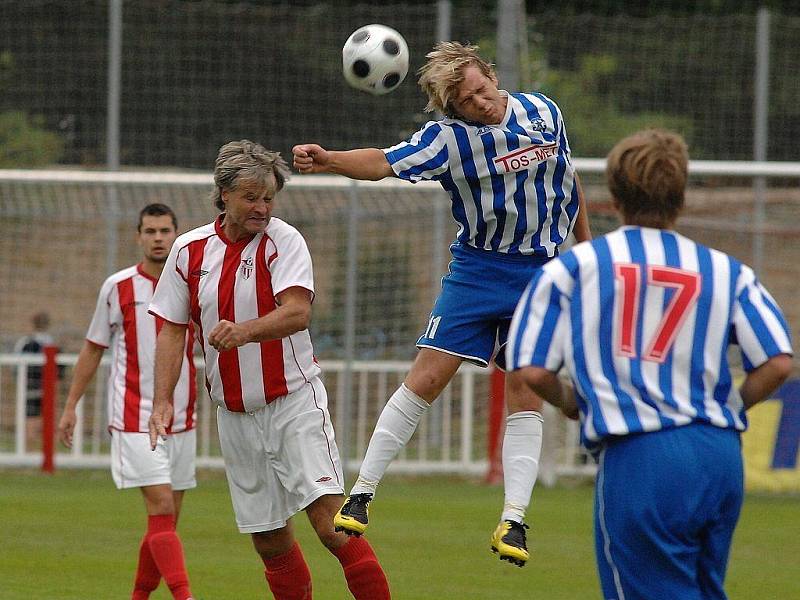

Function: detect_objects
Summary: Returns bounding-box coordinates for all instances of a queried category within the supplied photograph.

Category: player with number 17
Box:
[507,129,793,599]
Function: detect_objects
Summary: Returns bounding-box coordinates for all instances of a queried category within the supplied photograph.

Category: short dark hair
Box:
[606,129,688,228]
[137,203,178,232]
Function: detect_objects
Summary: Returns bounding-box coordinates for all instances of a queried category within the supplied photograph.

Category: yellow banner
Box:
[741,379,800,493]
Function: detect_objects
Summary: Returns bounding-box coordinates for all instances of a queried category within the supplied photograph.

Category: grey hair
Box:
[210,140,290,211]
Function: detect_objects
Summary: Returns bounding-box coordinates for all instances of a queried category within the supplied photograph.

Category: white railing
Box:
[3,158,800,185]
[0,353,593,482]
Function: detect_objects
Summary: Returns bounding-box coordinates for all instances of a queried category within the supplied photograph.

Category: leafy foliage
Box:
[0,111,63,168]
[540,54,694,157]
[0,51,63,167]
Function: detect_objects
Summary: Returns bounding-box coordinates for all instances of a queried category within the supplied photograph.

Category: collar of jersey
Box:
[136,263,158,283]
[215,213,258,248]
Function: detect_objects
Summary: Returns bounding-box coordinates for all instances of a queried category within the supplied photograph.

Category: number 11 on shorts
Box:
[425,315,442,339]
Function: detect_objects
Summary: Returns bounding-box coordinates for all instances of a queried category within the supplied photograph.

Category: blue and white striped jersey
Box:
[507,226,793,445]
[384,91,578,256]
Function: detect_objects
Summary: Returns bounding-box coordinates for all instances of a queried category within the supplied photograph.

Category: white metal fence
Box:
[0,353,593,484]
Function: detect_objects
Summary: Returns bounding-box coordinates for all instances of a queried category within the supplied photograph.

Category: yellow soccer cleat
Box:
[334,493,373,536]
[490,520,530,567]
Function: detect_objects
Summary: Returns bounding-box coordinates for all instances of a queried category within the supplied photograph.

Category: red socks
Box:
[332,536,391,600]
[263,542,313,600]
[143,514,193,600]
[132,533,161,599]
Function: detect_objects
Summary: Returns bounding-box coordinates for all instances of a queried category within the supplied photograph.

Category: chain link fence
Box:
[1,2,799,167]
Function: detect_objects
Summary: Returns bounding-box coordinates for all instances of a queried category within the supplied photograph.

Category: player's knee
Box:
[144,488,176,516]
[313,523,341,550]
[251,529,294,559]
[405,369,449,401]
[505,372,544,413]
[405,350,461,400]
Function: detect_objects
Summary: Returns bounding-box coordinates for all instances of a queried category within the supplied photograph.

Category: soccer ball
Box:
[342,24,409,95]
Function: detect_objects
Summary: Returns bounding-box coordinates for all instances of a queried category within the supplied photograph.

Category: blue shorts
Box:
[416,243,551,368]
[595,423,743,600]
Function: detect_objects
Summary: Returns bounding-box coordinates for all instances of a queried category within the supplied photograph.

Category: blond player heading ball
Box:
[294,41,591,566]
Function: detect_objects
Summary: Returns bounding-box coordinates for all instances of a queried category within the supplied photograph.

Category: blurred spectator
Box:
[14,311,59,450]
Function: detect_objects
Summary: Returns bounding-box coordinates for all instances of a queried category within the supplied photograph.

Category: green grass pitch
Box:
[1,468,798,599]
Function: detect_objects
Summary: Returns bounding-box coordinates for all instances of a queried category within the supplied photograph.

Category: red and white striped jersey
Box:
[87,264,197,433]
[149,216,321,413]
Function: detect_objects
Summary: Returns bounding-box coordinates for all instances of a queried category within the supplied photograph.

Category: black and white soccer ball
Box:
[342,24,409,95]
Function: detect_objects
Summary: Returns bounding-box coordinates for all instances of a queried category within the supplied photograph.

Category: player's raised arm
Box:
[148,321,186,449]
[292,144,393,181]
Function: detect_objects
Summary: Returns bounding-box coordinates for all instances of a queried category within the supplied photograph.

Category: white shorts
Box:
[217,376,345,533]
[110,428,197,491]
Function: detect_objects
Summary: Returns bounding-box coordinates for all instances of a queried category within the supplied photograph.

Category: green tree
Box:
[0,51,63,167]
[540,54,694,157]
[478,39,692,157]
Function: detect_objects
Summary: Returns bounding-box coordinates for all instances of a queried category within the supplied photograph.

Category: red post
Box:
[484,367,505,484]
[41,345,58,473]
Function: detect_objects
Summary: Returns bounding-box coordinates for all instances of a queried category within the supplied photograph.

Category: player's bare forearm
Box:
[328,148,393,180]
[293,144,392,181]
[63,341,104,411]
[516,365,579,419]
[153,321,186,406]
[150,322,185,448]
[59,341,104,447]
[572,173,592,243]
[739,353,793,410]
[212,287,312,350]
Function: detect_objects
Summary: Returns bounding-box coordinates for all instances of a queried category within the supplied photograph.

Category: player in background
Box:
[293,41,591,566]
[148,140,391,600]
[58,203,196,600]
[507,129,793,599]
[14,311,61,449]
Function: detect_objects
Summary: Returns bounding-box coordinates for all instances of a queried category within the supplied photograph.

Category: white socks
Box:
[350,384,430,497]
[501,411,543,523]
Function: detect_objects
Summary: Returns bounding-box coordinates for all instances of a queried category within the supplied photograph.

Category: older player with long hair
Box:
[148,140,390,600]
[507,129,793,599]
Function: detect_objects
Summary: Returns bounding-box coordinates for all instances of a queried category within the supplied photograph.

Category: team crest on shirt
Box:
[530,117,547,132]
[493,142,558,173]
[240,256,253,280]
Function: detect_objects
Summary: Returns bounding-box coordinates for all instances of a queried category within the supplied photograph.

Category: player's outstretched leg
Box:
[334,493,373,536]
[343,383,430,534]
[490,520,530,567]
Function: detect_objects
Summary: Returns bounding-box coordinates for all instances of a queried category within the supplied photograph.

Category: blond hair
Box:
[211,140,290,211]
[418,42,495,118]
[606,129,689,228]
